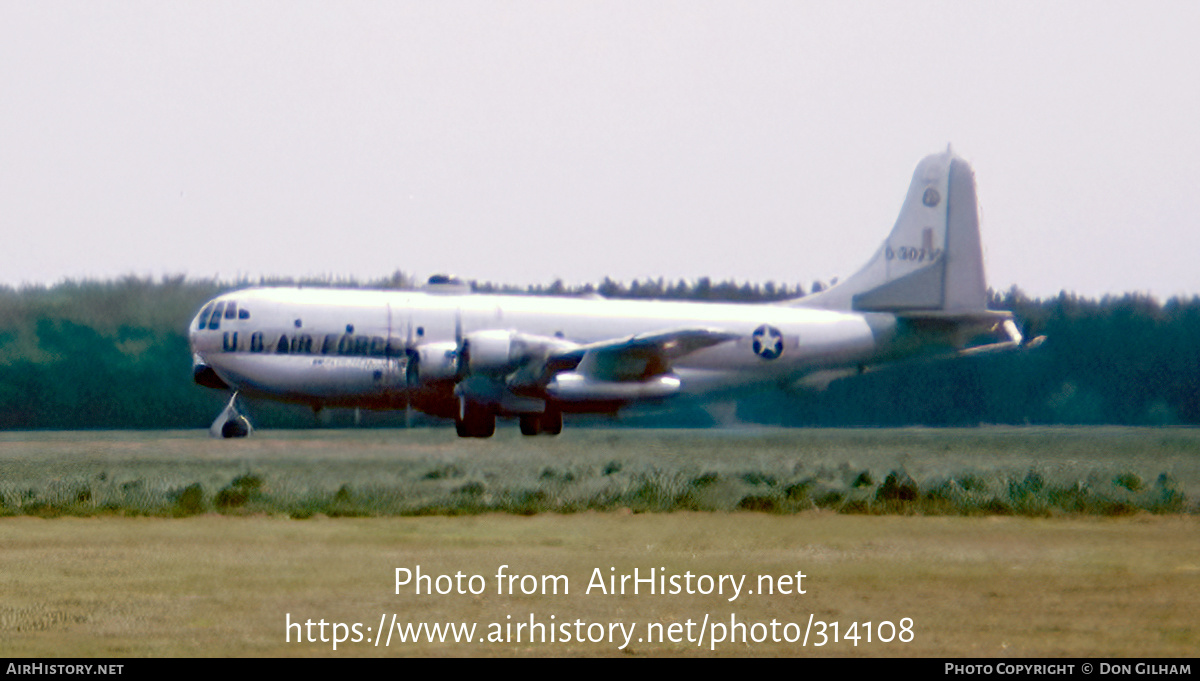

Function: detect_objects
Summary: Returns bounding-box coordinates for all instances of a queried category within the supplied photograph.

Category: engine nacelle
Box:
[412,331,578,384]
[463,330,518,374]
[414,341,460,383]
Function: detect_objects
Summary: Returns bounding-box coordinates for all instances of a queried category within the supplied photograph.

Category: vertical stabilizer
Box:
[798,151,989,313]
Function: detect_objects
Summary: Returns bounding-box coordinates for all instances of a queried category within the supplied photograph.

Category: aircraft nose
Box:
[189,299,218,350]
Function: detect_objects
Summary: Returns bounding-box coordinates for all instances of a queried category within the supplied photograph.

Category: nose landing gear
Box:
[210,393,253,438]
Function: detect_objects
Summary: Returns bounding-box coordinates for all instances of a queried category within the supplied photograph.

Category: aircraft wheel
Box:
[519,414,541,436]
[539,409,563,436]
[220,415,251,438]
[456,398,495,438]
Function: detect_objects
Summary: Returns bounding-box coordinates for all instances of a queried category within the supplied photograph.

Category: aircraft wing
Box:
[540,328,738,401]
[552,327,738,380]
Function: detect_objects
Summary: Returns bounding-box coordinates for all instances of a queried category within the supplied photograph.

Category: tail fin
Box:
[798,150,989,314]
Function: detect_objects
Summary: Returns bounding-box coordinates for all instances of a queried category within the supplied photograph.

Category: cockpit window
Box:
[208,302,225,330]
[238,308,250,320]
[224,302,238,319]
[196,304,215,330]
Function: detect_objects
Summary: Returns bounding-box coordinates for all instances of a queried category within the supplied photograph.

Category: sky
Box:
[2,1,1198,300]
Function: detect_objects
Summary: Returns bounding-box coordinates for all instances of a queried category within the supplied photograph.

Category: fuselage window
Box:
[250,332,264,352]
[196,304,214,330]
[224,302,238,319]
[337,334,354,355]
[276,334,289,354]
[291,334,313,354]
[208,302,225,330]
[223,332,238,352]
[386,338,406,357]
[354,335,370,356]
[370,336,386,356]
[322,334,338,355]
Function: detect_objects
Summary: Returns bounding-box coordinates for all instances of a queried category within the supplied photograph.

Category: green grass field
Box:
[0,427,1196,517]
[0,427,1196,657]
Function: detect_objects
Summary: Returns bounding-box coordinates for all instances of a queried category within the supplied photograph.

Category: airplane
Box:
[189,149,1042,438]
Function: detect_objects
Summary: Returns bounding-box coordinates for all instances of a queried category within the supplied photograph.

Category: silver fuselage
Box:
[189,287,892,411]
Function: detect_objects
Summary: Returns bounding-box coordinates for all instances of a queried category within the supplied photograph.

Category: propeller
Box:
[398,308,474,428]
[454,308,468,378]
[404,316,416,428]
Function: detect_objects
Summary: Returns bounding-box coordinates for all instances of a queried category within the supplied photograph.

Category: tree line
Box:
[0,274,1196,429]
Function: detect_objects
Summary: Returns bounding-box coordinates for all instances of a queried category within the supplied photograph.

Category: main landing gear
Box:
[455,398,563,438]
[518,409,562,437]
[210,393,252,439]
[455,397,495,438]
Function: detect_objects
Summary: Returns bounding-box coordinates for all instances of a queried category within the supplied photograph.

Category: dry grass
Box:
[0,513,1196,657]
[1,427,1196,657]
